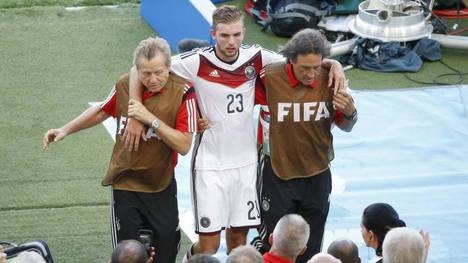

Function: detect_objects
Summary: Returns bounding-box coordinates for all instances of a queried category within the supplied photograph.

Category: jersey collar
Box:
[143,86,166,100]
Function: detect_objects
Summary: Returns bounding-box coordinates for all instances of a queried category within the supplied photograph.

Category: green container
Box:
[333,0,364,15]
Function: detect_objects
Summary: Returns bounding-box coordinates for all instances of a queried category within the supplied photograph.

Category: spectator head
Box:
[110,240,147,263]
[327,238,360,263]
[279,28,331,86]
[188,254,221,263]
[307,253,342,263]
[10,251,46,263]
[133,37,172,93]
[361,203,406,256]
[270,214,310,259]
[226,245,263,263]
[382,227,425,263]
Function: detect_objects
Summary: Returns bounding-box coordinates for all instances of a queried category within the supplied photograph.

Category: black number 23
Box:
[227,94,244,114]
[247,200,260,220]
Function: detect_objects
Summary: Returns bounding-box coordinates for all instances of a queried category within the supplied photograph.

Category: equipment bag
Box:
[268,0,328,37]
[245,0,332,37]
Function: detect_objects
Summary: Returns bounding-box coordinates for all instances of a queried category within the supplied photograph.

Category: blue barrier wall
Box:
[141,0,214,51]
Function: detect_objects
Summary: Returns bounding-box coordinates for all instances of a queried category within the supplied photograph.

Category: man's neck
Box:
[269,248,296,262]
[214,46,239,65]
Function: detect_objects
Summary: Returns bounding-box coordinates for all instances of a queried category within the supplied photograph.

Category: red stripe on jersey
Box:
[257,108,269,145]
[254,68,267,105]
[197,52,263,88]
[176,86,198,133]
[173,85,198,167]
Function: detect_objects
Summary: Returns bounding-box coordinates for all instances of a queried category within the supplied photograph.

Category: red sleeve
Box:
[254,68,267,105]
[175,83,198,133]
[100,88,117,118]
[334,109,344,124]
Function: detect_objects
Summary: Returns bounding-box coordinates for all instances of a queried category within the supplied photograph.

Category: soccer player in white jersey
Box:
[124,5,346,259]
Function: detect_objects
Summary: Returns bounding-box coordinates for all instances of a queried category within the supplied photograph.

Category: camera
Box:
[138,229,153,257]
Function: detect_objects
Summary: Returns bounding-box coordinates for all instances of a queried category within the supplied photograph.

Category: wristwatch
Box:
[151,117,160,130]
[344,110,357,121]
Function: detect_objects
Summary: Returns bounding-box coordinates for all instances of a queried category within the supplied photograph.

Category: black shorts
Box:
[111,178,180,263]
[259,155,332,263]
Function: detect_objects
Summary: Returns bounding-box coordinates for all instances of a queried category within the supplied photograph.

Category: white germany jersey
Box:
[172,45,283,170]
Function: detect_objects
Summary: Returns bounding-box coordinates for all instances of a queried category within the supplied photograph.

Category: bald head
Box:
[308,253,341,263]
[111,240,147,263]
[327,239,360,263]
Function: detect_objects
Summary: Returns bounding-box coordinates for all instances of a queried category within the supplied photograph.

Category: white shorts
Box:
[191,163,260,233]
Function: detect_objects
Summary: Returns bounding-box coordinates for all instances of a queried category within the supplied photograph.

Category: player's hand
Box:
[128,99,154,123]
[123,118,146,152]
[333,88,355,116]
[419,230,431,262]
[43,128,67,150]
[198,118,209,132]
[146,246,156,263]
[328,62,346,94]
[124,99,148,152]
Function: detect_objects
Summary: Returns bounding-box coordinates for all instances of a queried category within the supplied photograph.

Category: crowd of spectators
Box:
[179,202,429,263]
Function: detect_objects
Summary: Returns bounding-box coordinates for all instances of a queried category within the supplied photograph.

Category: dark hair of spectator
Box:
[177,39,210,54]
[362,203,406,256]
[111,240,147,263]
[327,238,360,263]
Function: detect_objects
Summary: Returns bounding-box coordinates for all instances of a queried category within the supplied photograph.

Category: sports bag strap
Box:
[270,11,312,21]
[284,3,326,16]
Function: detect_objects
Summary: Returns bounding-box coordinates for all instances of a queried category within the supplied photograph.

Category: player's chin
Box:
[147,85,162,93]
[224,48,237,56]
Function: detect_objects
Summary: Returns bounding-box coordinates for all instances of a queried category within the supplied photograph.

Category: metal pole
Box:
[431,34,468,49]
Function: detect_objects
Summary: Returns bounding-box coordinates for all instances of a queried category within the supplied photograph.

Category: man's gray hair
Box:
[10,251,46,263]
[279,28,331,62]
[133,37,171,69]
[226,245,263,263]
[272,214,310,258]
[382,227,425,263]
[307,253,342,263]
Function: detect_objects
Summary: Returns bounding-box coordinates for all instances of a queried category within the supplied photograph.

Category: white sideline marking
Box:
[65,6,87,11]
[65,5,119,11]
